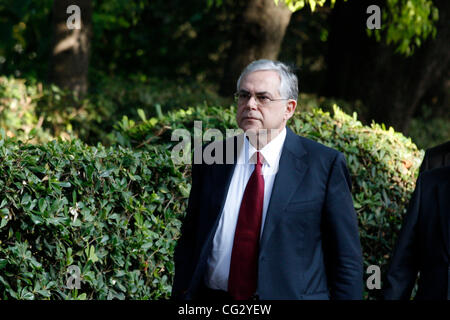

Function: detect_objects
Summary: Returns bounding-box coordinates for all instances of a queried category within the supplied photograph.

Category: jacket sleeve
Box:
[383,175,421,300]
[171,162,203,300]
[322,152,364,300]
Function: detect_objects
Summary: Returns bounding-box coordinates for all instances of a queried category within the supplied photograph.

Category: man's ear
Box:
[284,99,297,121]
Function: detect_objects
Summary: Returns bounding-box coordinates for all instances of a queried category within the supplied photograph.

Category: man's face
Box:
[236,70,296,137]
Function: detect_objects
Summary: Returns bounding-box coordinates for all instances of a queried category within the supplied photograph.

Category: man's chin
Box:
[238,122,257,131]
[243,125,256,131]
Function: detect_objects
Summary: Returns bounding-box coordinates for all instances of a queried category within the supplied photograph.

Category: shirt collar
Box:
[244,127,286,167]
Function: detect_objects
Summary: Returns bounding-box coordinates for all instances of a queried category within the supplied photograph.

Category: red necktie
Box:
[228,151,265,300]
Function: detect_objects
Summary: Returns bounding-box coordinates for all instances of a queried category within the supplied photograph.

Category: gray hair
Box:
[236,59,298,101]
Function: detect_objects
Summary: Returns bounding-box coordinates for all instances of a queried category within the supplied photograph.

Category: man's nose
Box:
[245,94,258,109]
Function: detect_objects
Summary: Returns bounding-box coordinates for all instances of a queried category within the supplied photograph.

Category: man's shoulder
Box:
[424,140,450,168]
[287,128,341,161]
[427,140,450,155]
[419,165,450,186]
[299,135,340,155]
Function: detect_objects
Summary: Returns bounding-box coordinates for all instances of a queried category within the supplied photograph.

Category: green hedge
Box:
[0,131,188,299]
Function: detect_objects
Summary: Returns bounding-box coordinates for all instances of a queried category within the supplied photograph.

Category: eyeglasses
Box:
[234,91,289,106]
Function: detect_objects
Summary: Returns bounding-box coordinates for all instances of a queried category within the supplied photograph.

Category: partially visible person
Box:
[419,140,450,172]
[383,166,450,300]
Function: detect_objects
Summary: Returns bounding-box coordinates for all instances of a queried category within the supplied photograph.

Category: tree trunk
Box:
[219,0,293,96]
[323,0,450,132]
[49,0,92,98]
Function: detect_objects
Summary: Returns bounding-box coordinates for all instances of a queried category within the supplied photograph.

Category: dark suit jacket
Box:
[172,126,363,300]
[419,140,450,173]
[383,166,450,300]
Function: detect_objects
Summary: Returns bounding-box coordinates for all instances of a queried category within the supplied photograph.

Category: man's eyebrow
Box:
[238,89,272,96]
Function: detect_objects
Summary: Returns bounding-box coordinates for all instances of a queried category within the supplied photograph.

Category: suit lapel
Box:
[260,127,308,251]
[204,135,241,231]
[437,180,450,259]
[208,163,235,223]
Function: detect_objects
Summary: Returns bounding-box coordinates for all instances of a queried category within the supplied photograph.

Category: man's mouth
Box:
[244,116,260,121]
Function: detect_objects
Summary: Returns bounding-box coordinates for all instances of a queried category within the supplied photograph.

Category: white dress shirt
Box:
[204,127,287,291]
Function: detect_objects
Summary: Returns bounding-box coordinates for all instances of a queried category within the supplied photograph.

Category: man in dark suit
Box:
[172,59,363,300]
[383,166,450,300]
[419,140,450,173]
